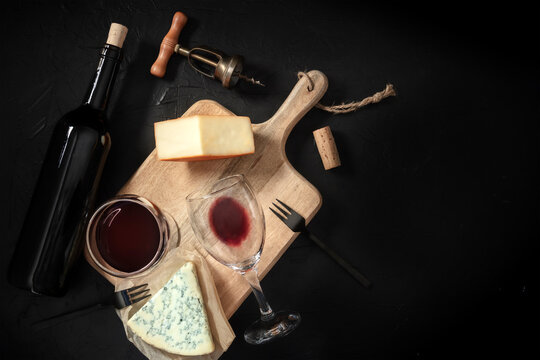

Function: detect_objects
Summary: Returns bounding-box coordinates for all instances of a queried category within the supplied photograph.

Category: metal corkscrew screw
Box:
[151,11,264,88]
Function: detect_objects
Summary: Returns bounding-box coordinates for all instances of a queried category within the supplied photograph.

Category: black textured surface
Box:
[2,1,539,359]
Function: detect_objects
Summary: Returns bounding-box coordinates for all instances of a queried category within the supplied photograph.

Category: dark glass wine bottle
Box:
[8,23,128,296]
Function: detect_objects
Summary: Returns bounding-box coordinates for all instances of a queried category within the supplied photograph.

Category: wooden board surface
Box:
[85,70,328,318]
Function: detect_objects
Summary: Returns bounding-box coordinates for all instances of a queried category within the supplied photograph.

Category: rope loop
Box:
[297,71,396,114]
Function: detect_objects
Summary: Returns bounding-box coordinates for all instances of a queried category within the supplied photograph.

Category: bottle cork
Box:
[107,23,128,48]
[313,126,341,170]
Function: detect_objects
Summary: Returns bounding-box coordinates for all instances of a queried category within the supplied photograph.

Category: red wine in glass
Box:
[187,175,301,345]
[96,200,161,272]
[209,196,250,247]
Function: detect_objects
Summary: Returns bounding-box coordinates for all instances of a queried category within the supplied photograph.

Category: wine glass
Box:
[186,174,300,344]
[86,194,178,278]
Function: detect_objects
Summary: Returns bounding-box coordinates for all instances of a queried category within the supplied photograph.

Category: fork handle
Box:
[32,303,110,331]
[305,230,372,288]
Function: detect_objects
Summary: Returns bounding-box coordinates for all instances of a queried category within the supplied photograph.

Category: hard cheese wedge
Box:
[154,114,255,161]
[127,262,215,356]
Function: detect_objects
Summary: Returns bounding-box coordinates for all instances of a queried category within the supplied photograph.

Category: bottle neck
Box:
[83,44,122,112]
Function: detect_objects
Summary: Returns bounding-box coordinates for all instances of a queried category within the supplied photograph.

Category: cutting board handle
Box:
[266,70,328,140]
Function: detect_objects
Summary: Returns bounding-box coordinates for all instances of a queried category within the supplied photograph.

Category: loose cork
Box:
[313,126,341,170]
[106,23,128,48]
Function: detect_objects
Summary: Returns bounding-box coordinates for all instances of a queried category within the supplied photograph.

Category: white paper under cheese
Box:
[127,262,215,356]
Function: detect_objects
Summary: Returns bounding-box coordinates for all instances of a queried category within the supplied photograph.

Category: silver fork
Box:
[32,284,151,330]
[270,199,372,288]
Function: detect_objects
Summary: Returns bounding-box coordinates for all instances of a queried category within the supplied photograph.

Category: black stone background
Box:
[1,1,538,359]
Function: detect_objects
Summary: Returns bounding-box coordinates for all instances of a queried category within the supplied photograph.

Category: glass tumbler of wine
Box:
[186,174,300,344]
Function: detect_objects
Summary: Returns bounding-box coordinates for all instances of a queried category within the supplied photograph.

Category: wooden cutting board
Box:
[85,70,328,318]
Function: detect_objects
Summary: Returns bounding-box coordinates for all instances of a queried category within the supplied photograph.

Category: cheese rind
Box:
[154,115,255,161]
[127,262,215,356]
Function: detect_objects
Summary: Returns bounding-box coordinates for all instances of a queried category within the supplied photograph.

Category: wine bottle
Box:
[8,23,128,296]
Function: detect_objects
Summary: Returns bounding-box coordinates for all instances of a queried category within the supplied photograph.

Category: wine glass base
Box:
[244,310,301,345]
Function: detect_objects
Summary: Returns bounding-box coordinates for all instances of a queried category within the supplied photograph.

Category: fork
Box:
[270,199,372,288]
[32,283,151,330]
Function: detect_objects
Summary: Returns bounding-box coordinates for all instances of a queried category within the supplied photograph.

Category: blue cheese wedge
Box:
[127,262,215,355]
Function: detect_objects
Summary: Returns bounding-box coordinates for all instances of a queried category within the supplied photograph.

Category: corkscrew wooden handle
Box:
[150,11,188,78]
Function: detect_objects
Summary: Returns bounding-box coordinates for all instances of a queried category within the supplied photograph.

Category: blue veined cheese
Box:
[127,262,215,355]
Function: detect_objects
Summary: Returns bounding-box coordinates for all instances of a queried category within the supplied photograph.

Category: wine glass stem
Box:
[241,267,275,321]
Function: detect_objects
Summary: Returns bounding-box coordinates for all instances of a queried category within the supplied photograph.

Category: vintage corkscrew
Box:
[151,11,264,88]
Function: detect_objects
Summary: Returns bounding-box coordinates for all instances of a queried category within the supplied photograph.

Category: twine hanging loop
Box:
[297,71,396,114]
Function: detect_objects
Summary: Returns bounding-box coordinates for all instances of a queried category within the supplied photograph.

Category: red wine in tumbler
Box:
[96,201,161,273]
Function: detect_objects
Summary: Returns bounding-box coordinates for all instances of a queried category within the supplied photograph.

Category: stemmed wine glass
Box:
[186,174,300,344]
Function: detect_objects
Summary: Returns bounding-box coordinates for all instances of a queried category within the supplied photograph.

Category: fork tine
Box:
[130,293,151,305]
[128,288,150,299]
[276,199,296,214]
[127,283,147,292]
[269,207,287,222]
[272,201,291,216]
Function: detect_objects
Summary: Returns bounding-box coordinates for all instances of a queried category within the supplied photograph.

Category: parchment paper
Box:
[115,245,236,360]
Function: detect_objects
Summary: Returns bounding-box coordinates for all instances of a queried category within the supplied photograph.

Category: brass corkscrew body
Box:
[175,44,264,88]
